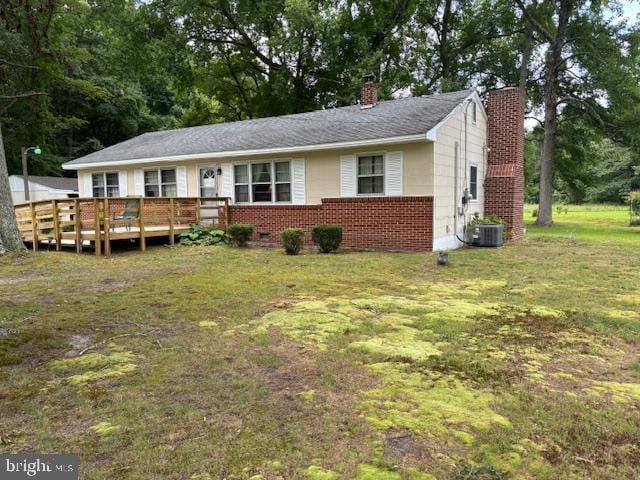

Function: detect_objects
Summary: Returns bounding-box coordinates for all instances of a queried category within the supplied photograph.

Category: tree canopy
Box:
[1,0,639,205]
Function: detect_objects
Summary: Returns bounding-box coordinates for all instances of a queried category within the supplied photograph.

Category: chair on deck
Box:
[112,199,140,232]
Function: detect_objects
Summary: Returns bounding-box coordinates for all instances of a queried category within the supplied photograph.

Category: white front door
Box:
[199,166,218,197]
[199,166,220,226]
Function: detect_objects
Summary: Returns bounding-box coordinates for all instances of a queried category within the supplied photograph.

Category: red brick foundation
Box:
[485,87,525,239]
[228,196,433,251]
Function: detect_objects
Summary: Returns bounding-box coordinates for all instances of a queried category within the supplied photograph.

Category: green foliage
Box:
[311,224,343,253]
[629,192,640,216]
[227,224,254,247]
[281,228,305,255]
[178,225,229,246]
[531,208,538,218]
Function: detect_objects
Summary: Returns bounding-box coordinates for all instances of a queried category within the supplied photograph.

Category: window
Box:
[251,163,272,202]
[357,154,384,194]
[233,161,291,203]
[234,165,250,202]
[92,172,119,197]
[471,101,477,124]
[144,168,177,197]
[470,164,478,200]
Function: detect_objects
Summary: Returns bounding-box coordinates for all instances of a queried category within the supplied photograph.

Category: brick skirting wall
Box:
[228,196,433,251]
[485,87,525,239]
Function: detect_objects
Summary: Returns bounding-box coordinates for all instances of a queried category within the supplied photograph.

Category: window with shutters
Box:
[357,154,384,195]
[233,161,291,203]
[144,168,177,197]
[92,172,119,197]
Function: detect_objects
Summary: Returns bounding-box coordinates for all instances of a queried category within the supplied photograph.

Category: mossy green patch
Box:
[586,381,640,403]
[90,421,121,436]
[350,326,442,362]
[305,465,340,480]
[356,464,401,480]
[360,363,510,442]
[198,320,218,328]
[49,351,137,385]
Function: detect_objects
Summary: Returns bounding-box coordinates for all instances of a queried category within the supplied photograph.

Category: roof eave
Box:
[62,133,431,170]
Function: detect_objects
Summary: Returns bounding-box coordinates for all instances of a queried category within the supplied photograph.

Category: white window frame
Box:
[469,163,479,202]
[92,172,120,198]
[471,101,477,125]
[356,152,385,196]
[143,167,178,197]
[233,160,292,204]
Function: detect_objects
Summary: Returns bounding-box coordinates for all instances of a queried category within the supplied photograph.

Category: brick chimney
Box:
[360,74,378,108]
[484,87,525,239]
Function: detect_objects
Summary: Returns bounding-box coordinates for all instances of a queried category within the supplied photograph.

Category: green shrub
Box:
[630,218,640,227]
[311,224,343,253]
[179,225,229,246]
[629,191,640,216]
[531,208,538,218]
[227,223,254,247]
[281,228,305,255]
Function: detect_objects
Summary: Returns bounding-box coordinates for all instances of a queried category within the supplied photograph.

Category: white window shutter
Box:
[134,169,144,196]
[291,158,306,204]
[118,171,128,197]
[385,151,403,196]
[176,166,188,196]
[220,163,233,200]
[340,154,357,197]
[83,173,93,197]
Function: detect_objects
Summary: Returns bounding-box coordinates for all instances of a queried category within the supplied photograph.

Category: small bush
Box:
[531,208,538,218]
[281,228,305,255]
[179,225,229,246]
[227,223,254,247]
[311,224,343,253]
[630,218,640,227]
[629,191,640,216]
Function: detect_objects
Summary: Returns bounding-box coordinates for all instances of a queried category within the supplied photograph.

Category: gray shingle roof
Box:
[14,175,78,191]
[63,89,472,168]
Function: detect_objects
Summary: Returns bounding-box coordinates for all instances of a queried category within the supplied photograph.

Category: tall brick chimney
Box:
[484,87,525,239]
[360,74,378,108]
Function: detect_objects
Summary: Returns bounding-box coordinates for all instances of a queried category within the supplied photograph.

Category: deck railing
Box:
[14,196,230,256]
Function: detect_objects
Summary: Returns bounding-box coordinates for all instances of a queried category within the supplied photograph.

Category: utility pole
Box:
[21,146,42,201]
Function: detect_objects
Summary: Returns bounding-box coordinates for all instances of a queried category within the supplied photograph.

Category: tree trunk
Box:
[535,0,571,227]
[0,124,26,253]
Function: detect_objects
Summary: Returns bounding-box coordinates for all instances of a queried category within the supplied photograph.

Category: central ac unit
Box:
[469,224,503,248]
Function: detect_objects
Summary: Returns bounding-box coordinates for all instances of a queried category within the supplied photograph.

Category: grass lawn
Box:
[1,206,639,479]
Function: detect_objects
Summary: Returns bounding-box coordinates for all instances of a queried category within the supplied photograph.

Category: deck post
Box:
[52,200,61,251]
[169,197,175,245]
[223,198,230,229]
[139,197,146,251]
[103,197,111,256]
[93,198,101,256]
[30,202,38,252]
[74,199,82,253]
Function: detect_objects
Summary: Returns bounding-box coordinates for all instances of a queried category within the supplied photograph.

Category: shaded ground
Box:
[1,213,639,479]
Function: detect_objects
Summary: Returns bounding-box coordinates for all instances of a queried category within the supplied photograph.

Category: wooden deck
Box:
[14,197,230,256]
